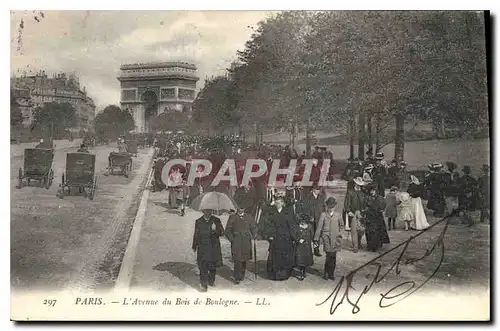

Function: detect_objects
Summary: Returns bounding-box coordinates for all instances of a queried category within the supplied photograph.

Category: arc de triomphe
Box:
[117,62,199,133]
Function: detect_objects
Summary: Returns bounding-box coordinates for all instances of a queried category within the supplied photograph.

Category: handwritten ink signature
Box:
[317,210,459,315]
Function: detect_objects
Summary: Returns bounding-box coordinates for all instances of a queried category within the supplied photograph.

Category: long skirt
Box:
[365,219,383,252]
[411,197,430,230]
[267,239,294,281]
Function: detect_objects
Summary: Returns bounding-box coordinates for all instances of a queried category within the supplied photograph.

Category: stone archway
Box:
[141,90,158,133]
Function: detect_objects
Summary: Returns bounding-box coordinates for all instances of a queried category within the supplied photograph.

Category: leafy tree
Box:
[151,111,190,133]
[94,105,135,140]
[192,76,240,134]
[32,102,77,139]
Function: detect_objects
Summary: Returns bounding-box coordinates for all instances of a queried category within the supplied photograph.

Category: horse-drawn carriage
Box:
[106,152,133,177]
[58,152,98,200]
[17,148,55,189]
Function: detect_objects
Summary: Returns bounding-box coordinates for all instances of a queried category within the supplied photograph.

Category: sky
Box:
[10,10,275,110]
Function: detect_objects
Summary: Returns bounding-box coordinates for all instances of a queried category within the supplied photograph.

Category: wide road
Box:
[11,142,154,292]
[127,186,489,295]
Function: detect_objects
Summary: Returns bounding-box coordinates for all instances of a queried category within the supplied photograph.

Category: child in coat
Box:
[397,191,414,231]
[385,186,398,230]
[294,213,314,281]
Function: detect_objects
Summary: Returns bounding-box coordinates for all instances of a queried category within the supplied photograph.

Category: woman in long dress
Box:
[363,183,389,252]
[407,175,430,230]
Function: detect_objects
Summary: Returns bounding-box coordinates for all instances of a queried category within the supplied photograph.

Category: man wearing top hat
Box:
[344,177,366,253]
[478,164,490,223]
[225,206,257,284]
[373,152,387,197]
[304,184,326,257]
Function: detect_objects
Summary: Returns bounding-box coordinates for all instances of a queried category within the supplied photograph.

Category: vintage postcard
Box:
[10,10,490,321]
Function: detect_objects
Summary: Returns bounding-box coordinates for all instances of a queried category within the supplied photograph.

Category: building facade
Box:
[10,71,96,130]
[117,62,199,133]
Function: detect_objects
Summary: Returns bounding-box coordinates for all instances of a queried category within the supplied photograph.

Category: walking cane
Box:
[253,205,262,280]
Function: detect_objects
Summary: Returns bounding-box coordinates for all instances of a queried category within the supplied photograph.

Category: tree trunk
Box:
[291,120,299,151]
[367,112,373,153]
[358,110,365,160]
[394,112,405,165]
[375,115,381,152]
[255,123,259,145]
[348,116,355,160]
[306,120,312,157]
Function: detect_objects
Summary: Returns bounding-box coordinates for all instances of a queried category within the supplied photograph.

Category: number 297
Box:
[43,299,57,307]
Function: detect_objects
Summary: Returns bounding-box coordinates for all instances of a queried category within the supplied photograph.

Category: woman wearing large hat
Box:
[407,175,429,230]
[363,164,374,183]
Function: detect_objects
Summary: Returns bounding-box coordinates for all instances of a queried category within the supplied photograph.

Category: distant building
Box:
[117,61,200,133]
[10,71,96,130]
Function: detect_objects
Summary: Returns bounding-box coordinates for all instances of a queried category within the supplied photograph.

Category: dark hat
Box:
[390,186,398,191]
[400,160,407,166]
[446,161,457,170]
[375,152,384,160]
[325,197,337,208]
[462,165,471,174]
[432,162,443,168]
[391,159,397,164]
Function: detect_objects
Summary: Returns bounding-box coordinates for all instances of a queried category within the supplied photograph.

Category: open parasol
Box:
[190,191,238,212]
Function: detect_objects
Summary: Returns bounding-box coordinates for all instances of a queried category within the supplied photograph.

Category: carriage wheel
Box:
[17,168,23,189]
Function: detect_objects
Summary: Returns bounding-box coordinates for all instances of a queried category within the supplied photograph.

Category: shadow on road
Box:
[245,260,269,279]
[154,261,200,291]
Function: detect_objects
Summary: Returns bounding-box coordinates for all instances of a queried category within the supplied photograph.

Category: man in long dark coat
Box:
[344,177,366,253]
[304,185,326,257]
[225,208,257,284]
[373,152,386,197]
[192,210,225,292]
[427,163,446,217]
[259,196,296,281]
[478,164,490,223]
